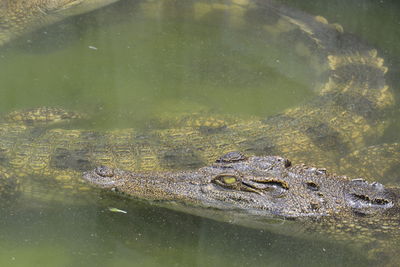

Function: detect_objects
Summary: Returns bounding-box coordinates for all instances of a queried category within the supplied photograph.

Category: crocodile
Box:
[0,1,394,202]
[0,0,397,204]
[0,0,119,46]
[83,151,400,264]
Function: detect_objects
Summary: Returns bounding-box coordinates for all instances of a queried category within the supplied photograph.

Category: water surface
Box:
[0,0,399,266]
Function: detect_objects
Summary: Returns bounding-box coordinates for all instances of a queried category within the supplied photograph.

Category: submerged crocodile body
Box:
[0,0,119,46]
[84,151,400,264]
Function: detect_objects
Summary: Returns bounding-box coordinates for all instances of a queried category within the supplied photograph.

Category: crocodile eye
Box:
[213,174,239,185]
[212,174,244,191]
[222,176,237,184]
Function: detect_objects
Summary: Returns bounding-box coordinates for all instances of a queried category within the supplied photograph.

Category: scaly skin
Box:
[0,1,396,203]
[0,0,119,46]
[84,152,400,265]
[340,143,400,186]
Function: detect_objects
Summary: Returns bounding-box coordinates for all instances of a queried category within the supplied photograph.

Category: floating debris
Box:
[108,207,127,214]
[88,46,98,50]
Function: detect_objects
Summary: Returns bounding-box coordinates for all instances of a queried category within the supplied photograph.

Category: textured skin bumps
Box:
[340,143,400,185]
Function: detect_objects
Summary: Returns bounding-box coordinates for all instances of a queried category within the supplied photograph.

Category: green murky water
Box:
[0,0,399,266]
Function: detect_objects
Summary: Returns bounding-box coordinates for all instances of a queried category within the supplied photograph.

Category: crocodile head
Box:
[83,152,398,221]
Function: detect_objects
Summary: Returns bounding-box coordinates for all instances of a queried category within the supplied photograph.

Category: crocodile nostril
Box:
[306,181,319,191]
[276,157,291,168]
[95,166,114,177]
[283,159,291,168]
